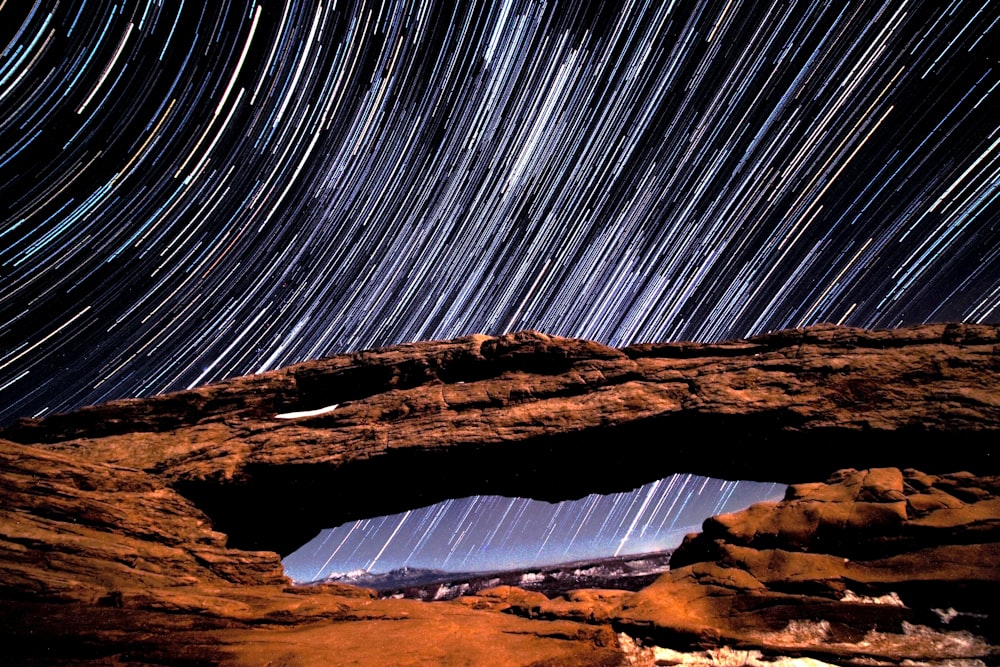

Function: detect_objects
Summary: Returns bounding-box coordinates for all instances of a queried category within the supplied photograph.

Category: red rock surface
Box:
[0,438,622,666]
[457,468,999,663]
[1,323,998,664]
[607,467,1000,662]
[4,322,997,555]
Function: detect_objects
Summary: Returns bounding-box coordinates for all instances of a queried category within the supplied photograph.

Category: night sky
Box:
[1,1,998,576]
[283,476,783,581]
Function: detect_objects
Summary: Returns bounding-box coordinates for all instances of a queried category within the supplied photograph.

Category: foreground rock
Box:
[612,467,999,664]
[462,468,999,663]
[1,323,998,664]
[0,438,621,666]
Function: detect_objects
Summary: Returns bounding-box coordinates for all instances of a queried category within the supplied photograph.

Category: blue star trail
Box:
[284,476,783,581]
[1,1,997,576]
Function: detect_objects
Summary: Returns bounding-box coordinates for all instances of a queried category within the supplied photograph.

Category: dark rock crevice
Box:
[175,417,997,557]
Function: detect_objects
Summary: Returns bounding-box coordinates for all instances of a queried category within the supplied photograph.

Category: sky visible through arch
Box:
[1,1,997,575]
[283,476,785,580]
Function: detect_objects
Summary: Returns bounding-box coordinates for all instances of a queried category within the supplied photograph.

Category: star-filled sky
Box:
[1,1,998,575]
[284,476,783,580]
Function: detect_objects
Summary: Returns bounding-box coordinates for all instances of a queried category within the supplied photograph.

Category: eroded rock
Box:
[603,467,999,662]
[4,323,998,555]
[1,324,998,664]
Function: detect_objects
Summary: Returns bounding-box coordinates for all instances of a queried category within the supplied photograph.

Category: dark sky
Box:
[1,0,997,575]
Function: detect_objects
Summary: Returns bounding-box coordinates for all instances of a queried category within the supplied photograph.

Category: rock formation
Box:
[617,467,999,662]
[1,322,998,664]
[456,467,999,663]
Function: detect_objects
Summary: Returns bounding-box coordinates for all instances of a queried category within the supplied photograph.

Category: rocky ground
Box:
[1,323,998,664]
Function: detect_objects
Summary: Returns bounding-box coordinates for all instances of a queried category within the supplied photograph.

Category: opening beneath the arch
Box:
[282,474,784,592]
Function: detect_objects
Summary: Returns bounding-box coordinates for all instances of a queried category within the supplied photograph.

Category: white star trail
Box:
[285,475,782,580]
[1,0,996,577]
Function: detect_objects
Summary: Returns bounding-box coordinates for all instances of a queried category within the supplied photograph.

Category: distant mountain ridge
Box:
[309,550,675,600]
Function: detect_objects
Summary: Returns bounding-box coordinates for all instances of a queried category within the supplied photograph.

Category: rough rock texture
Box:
[1,323,998,664]
[607,467,1000,663]
[4,322,998,555]
[0,438,623,666]
[0,440,285,604]
[461,467,1000,663]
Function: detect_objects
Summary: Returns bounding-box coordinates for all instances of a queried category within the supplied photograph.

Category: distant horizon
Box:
[290,525,697,581]
[304,545,677,582]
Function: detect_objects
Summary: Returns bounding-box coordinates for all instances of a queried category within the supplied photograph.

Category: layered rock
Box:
[1,323,998,664]
[0,440,285,603]
[0,437,622,666]
[610,467,999,663]
[458,467,999,663]
[4,322,998,555]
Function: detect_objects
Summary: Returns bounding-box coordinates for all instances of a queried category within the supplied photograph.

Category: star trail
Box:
[283,476,783,580]
[1,1,998,575]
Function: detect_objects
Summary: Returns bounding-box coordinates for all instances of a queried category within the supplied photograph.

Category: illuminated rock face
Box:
[609,467,1000,660]
[5,322,999,555]
[1,323,998,664]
